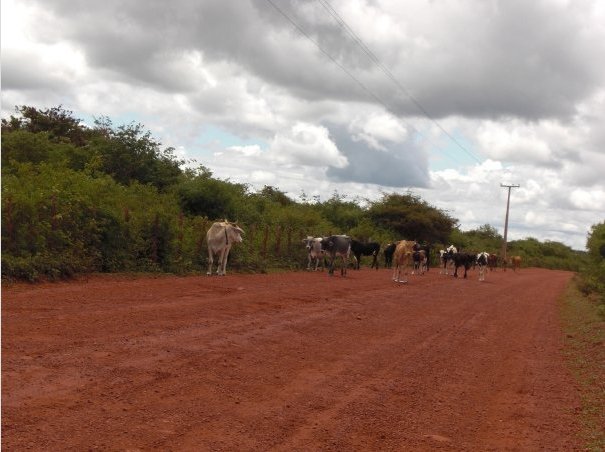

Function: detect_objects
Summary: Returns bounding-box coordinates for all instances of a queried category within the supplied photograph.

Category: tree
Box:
[368,193,457,243]
[1,130,92,171]
[1,105,90,147]
[256,186,294,207]
[177,169,249,220]
[316,191,364,232]
[587,221,605,261]
[89,119,183,190]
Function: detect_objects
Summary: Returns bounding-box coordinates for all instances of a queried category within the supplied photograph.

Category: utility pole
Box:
[500,183,520,270]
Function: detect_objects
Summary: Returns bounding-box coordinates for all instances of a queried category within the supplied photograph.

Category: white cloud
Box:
[569,188,605,210]
[349,112,409,150]
[268,122,348,168]
[476,120,553,164]
[227,145,263,158]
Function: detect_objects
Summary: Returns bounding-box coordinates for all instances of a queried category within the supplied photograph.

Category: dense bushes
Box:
[578,222,605,311]
[508,238,587,272]
[1,105,598,283]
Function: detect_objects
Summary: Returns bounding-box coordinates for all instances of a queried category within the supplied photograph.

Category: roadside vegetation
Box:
[1,106,599,289]
[560,278,605,450]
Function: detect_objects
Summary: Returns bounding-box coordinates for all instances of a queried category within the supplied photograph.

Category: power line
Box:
[316,0,482,165]
[263,0,462,168]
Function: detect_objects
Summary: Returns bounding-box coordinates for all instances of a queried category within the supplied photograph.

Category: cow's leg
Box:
[221,246,232,275]
[216,249,225,275]
[207,250,214,275]
[401,257,409,283]
[393,262,401,282]
[393,261,407,283]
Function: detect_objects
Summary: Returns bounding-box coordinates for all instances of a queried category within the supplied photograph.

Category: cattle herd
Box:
[206,220,522,281]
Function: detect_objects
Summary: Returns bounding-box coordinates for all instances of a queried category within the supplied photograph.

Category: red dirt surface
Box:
[3,267,582,451]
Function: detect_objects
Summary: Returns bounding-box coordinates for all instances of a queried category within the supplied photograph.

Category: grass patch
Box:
[559,277,605,451]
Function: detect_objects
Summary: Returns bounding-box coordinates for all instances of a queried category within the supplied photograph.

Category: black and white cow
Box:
[350,240,381,270]
[302,236,324,271]
[321,235,351,276]
[413,242,431,273]
[441,245,457,275]
[412,249,427,275]
[438,249,447,274]
[476,251,489,281]
[384,242,397,268]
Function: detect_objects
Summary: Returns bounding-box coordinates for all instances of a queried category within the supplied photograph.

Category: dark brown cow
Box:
[487,253,498,271]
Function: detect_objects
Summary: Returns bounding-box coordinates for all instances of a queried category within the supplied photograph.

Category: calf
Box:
[350,240,381,270]
[412,249,427,275]
[322,235,351,276]
[302,236,324,271]
[413,243,432,272]
[476,251,489,281]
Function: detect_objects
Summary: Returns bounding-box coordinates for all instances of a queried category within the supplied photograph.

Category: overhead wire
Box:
[316,0,483,165]
[263,0,461,169]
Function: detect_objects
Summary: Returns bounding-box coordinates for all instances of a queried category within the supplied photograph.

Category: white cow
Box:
[303,236,324,271]
[206,220,244,276]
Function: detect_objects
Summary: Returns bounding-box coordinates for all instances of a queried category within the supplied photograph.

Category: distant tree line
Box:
[2,105,601,309]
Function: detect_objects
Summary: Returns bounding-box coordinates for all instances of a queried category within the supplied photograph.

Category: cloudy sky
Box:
[2,0,604,250]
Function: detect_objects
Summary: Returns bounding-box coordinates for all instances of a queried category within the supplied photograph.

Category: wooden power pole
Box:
[500,183,520,269]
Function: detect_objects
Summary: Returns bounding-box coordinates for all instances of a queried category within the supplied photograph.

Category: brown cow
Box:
[392,240,416,283]
[511,255,522,272]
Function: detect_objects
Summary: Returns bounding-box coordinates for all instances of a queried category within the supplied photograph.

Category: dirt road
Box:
[2,267,581,451]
